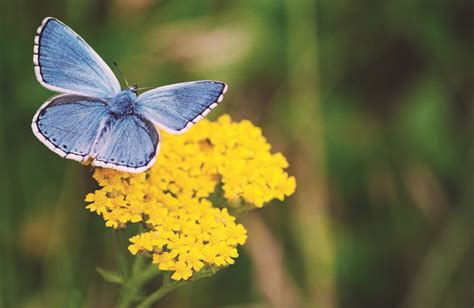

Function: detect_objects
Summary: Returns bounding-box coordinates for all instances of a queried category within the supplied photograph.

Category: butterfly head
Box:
[130,84,138,94]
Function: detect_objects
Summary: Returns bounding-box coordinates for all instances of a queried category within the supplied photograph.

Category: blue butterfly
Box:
[32,17,227,173]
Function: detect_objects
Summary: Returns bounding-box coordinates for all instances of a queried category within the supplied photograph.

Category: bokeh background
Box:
[1,0,473,307]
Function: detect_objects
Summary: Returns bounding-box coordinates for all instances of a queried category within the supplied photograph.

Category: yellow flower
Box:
[86,115,295,280]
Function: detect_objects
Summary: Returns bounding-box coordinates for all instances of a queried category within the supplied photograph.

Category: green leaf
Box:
[96,267,124,285]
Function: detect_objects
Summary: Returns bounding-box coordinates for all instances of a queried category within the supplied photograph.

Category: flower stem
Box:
[117,257,161,308]
[136,267,221,307]
[113,230,130,279]
[137,274,183,308]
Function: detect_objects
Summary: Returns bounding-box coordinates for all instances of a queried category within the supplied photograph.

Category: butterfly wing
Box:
[33,17,121,98]
[92,115,160,173]
[31,94,109,162]
[135,80,227,134]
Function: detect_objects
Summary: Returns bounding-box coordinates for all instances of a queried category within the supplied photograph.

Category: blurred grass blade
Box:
[285,0,336,306]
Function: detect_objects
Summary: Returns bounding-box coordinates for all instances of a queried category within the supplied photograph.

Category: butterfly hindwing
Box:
[135,81,227,134]
[92,114,160,173]
[34,17,120,98]
[31,94,109,162]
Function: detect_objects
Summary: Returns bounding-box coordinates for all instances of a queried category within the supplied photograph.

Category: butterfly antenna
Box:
[136,86,154,91]
[112,61,130,88]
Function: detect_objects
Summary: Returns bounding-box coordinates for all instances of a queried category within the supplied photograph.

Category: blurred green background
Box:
[1,0,473,307]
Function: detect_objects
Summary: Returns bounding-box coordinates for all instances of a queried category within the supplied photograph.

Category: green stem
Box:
[113,230,130,279]
[137,274,183,308]
[137,267,221,307]
[117,258,161,308]
[134,261,161,287]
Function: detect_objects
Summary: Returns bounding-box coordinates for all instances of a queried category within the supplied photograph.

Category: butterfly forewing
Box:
[34,17,120,98]
[135,81,227,134]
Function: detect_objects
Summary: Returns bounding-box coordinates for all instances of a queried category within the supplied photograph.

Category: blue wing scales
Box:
[92,115,160,173]
[31,94,109,162]
[135,81,227,134]
[33,17,120,98]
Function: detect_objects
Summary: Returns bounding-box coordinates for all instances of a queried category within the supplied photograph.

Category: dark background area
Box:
[1,0,473,307]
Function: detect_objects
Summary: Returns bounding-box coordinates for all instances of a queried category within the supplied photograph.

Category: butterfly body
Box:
[32,17,227,173]
[108,89,138,115]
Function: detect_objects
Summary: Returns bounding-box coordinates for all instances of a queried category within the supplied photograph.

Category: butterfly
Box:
[32,17,227,173]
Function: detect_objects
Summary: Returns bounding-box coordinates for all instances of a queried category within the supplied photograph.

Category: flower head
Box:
[86,115,295,280]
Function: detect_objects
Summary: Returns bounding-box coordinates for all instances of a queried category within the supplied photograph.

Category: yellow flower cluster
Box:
[85,115,295,280]
[209,115,296,207]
